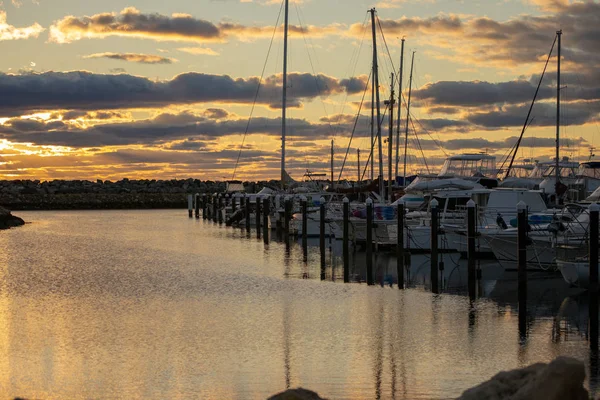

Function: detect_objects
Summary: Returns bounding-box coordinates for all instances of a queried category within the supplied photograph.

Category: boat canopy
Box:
[577,162,600,179]
[528,158,579,180]
[499,177,540,190]
[438,154,497,178]
[405,178,484,193]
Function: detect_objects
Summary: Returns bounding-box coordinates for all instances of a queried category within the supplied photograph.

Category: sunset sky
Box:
[0,0,597,181]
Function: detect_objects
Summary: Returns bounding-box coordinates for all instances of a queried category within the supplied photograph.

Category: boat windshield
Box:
[438,154,497,178]
[577,162,600,179]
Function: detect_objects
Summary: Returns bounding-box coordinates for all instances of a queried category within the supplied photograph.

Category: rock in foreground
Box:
[458,356,588,400]
[268,388,327,400]
[0,206,24,229]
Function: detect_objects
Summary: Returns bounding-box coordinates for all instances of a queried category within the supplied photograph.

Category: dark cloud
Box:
[83,52,176,64]
[202,108,229,120]
[413,80,554,107]
[49,110,130,120]
[50,7,222,43]
[417,135,588,151]
[49,7,344,44]
[467,101,600,128]
[0,71,365,116]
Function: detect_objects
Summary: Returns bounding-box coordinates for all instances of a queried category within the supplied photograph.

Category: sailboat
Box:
[483,30,595,270]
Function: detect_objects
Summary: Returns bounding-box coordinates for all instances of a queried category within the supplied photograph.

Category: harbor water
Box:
[0,210,598,399]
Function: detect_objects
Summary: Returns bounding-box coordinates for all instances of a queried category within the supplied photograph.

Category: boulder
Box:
[0,206,25,229]
[458,356,588,400]
[267,388,326,400]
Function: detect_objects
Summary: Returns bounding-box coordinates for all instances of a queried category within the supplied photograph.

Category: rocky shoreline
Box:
[0,206,25,229]
[0,179,256,210]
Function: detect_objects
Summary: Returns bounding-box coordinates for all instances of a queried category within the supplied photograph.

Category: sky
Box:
[0,0,598,181]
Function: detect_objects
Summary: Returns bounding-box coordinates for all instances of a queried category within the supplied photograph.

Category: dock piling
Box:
[263,198,270,244]
[218,194,224,224]
[343,197,350,283]
[256,196,262,239]
[202,194,207,220]
[232,195,237,213]
[590,203,599,291]
[320,197,326,272]
[301,196,308,255]
[590,203,599,352]
[467,199,476,299]
[430,198,439,294]
[366,198,374,285]
[213,194,218,222]
[187,194,193,218]
[284,197,291,239]
[397,201,405,289]
[517,201,528,337]
[319,197,327,280]
[195,193,200,218]
[245,195,251,233]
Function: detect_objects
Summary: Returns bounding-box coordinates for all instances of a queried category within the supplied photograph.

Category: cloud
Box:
[177,47,219,56]
[0,71,367,115]
[49,7,222,43]
[0,111,334,148]
[467,101,600,128]
[418,135,588,151]
[49,7,343,44]
[413,80,553,107]
[83,52,176,64]
[49,110,130,120]
[0,10,44,41]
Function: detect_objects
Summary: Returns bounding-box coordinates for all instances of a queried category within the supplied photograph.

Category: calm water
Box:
[0,210,597,399]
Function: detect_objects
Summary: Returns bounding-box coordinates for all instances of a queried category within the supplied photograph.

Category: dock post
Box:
[256,196,262,238]
[213,194,218,222]
[263,198,270,244]
[590,203,599,291]
[240,195,246,228]
[366,198,374,285]
[590,203,599,352]
[517,201,528,338]
[467,199,476,299]
[188,194,193,218]
[397,201,405,289]
[195,193,200,219]
[232,195,237,213]
[301,196,308,254]
[430,198,439,294]
[202,194,207,220]
[275,195,282,231]
[284,196,291,239]
[218,194,224,224]
[320,197,326,272]
[343,197,350,283]
[245,196,251,233]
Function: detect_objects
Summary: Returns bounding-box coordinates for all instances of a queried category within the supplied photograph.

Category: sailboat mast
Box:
[555,29,562,199]
[403,52,415,181]
[395,38,405,179]
[357,149,361,183]
[370,64,375,181]
[388,73,395,202]
[281,0,289,190]
[330,140,334,187]
[370,8,384,201]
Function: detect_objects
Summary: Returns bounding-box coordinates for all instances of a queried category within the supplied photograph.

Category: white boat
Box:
[483,204,591,270]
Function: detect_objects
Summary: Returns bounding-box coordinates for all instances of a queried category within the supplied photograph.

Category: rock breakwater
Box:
[0,179,238,210]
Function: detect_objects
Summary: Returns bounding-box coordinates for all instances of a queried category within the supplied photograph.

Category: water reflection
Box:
[0,210,597,399]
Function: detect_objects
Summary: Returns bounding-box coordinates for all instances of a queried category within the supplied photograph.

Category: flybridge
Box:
[438,153,497,179]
